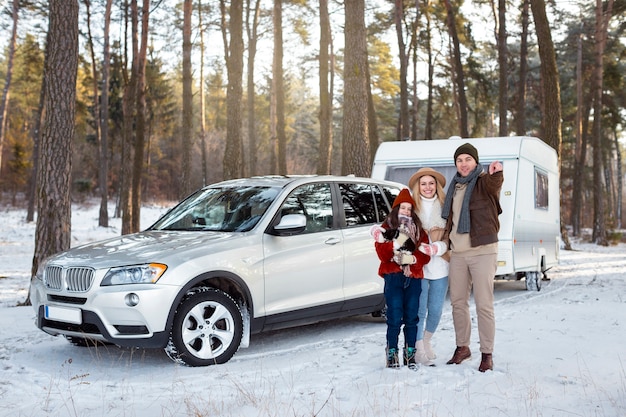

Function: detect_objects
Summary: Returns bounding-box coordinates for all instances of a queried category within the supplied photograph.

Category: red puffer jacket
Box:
[375,224,431,278]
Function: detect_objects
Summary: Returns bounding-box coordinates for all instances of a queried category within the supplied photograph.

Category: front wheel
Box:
[165,287,243,366]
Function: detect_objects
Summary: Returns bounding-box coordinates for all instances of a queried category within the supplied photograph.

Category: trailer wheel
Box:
[525,271,541,291]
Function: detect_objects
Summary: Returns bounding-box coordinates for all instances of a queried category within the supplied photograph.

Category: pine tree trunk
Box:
[443,0,469,138]
[0,0,19,177]
[180,0,193,197]
[317,0,332,175]
[98,0,113,228]
[223,0,244,180]
[131,0,150,232]
[32,0,79,279]
[342,0,370,177]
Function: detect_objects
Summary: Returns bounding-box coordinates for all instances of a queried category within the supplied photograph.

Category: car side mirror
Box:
[271,214,307,236]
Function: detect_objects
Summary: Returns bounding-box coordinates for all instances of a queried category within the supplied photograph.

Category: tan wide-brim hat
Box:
[408,167,446,190]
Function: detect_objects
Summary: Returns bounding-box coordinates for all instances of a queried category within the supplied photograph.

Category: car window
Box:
[279,183,334,233]
[150,186,279,232]
[340,183,381,227]
[373,185,393,222]
[381,185,401,215]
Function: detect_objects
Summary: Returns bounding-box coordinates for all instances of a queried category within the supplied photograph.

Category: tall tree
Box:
[82,0,108,227]
[342,0,370,176]
[590,0,614,245]
[121,0,140,234]
[529,0,571,250]
[394,0,409,141]
[497,0,508,136]
[423,0,434,140]
[130,0,150,232]
[272,0,287,175]
[0,0,19,178]
[27,34,48,223]
[443,0,469,138]
[514,0,529,136]
[31,0,79,278]
[200,0,209,184]
[98,0,113,227]
[317,0,333,174]
[245,0,261,176]
[222,0,244,179]
[180,0,193,198]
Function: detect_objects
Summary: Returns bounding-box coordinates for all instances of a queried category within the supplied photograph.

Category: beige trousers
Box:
[448,253,497,353]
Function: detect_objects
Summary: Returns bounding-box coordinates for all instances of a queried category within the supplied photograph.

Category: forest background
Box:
[0,0,624,283]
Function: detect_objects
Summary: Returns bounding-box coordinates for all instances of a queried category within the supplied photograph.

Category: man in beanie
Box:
[441,143,503,372]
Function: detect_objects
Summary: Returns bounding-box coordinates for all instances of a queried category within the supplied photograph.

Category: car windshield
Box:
[149,186,280,232]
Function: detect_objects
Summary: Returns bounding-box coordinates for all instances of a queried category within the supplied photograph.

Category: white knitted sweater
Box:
[417,195,450,280]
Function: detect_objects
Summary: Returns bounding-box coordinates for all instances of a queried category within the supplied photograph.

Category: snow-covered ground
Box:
[0,200,625,417]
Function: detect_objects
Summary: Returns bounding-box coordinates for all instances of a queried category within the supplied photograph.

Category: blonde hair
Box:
[411,176,446,213]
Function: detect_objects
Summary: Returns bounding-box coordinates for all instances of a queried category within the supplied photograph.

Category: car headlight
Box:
[101,263,167,286]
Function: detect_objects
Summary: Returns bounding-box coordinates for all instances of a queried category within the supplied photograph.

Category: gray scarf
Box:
[441,165,483,234]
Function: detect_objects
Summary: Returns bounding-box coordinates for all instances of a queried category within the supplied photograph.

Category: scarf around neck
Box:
[441,164,483,234]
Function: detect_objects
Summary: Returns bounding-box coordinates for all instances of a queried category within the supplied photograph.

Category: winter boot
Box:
[446,346,471,365]
[404,346,417,369]
[423,331,436,360]
[386,347,400,368]
[478,353,493,372]
[415,340,435,366]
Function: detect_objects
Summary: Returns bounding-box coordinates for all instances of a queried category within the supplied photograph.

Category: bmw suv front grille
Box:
[44,266,95,292]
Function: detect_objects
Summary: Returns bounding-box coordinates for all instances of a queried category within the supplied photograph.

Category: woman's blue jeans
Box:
[417,276,449,340]
[384,272,422,349]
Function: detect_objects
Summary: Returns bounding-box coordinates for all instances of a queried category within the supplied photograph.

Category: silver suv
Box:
[30,175,404,366]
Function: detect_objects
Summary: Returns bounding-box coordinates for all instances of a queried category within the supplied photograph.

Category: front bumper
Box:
[30,277,179,348]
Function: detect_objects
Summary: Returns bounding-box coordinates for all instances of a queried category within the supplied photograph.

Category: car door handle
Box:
[324,237,341,245]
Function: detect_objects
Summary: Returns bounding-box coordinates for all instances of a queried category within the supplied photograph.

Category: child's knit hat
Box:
[392,188,414,208]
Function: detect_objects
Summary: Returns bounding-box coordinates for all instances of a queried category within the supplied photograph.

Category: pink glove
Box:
[370,225,386,243]
[419,243,438,256]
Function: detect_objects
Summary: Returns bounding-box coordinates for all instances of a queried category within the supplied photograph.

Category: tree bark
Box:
[590,0,613,245]
[180,0,193,197]
[0,0,19,177]
[443,0,469,138]
[131,0,150,232]
[246,0,261,176]
[529,0,571,250]
[223,0,244,179]
[32,0,79,279]
[497,0,508,136]
[98,0,113,228]
[514,0,529,136]
[121,0,139,234]
[317,0,333,174]
[273,0,287,175]
[342,0,370,177]
[394,0,410,141]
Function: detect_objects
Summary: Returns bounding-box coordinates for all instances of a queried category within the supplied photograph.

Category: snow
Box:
[1,200,625,417]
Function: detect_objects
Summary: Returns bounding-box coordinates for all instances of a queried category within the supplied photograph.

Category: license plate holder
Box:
[44,305,82,324]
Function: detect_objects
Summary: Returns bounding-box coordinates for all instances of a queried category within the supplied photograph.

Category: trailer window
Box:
[535,169,549,209]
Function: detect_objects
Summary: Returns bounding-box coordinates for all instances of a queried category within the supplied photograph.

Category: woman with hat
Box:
[371,188,431,368]
[409,167,450,366]
[441,142,503,372]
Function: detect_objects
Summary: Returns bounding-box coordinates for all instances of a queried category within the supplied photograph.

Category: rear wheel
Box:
[525,271,541,291]
[165,287,243,366]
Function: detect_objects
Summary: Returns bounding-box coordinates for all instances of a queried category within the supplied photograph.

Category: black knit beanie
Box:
[454,143,479,164]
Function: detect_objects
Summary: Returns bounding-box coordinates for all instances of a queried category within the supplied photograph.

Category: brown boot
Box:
[478,353,493,372]
[446,346,471,365]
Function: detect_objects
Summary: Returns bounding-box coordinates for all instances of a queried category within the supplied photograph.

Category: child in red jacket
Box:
[371,188,430,368]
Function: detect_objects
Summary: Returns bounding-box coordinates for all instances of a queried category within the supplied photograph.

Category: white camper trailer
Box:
[371,136,560,291]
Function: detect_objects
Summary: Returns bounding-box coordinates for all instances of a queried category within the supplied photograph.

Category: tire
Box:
[165,287,243,367]
[525,271,541,291]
